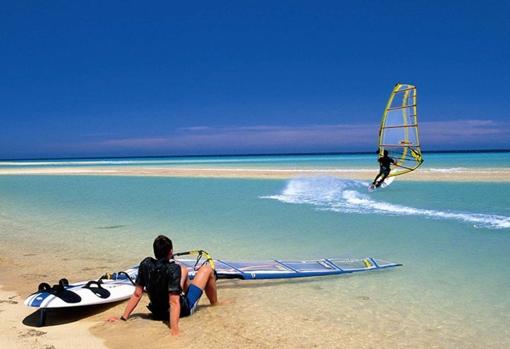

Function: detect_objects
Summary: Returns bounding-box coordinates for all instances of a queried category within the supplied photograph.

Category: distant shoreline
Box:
[1,148,509,162]
[1,166,509,181]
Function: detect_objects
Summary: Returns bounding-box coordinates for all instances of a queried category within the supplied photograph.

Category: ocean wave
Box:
[261,177,510,230]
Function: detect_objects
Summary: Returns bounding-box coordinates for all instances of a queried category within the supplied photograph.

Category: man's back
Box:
[379,155,394,168]
[136,257,182,319]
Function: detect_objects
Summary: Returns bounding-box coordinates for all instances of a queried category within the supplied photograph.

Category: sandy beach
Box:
[1,166,509,181]
[0,243,109,349]
[1,242,399,349]
[3,249,479,349]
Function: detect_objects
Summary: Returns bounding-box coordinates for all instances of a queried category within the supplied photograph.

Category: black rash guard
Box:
[135,257,183,319]
[378,156,395,172]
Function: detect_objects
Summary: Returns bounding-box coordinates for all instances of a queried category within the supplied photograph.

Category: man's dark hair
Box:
[153,235,173,259]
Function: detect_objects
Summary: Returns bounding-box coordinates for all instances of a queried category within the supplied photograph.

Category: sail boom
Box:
[393,164,417,171]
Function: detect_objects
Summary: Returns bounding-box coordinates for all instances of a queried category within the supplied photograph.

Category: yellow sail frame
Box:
[378,83,423,177]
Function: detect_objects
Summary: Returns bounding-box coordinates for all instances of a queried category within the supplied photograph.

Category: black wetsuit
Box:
[373,155,395,186]
[135,257,192,319]
[378,156,394,174]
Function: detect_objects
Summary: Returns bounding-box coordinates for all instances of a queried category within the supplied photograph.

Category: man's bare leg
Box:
[190,265,218,305]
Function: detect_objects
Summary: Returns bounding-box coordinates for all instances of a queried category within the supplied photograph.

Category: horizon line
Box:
[1,148,509,162]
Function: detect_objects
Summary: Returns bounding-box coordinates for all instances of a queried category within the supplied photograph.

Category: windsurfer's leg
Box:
[373,173,382,185]
[376,171,390,187]
[373,169,384,185]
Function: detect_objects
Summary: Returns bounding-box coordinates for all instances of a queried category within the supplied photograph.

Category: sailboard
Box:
[370,83,423,190]
[25,251,401,325]
[368,177,394,192]
[24,267,138,310]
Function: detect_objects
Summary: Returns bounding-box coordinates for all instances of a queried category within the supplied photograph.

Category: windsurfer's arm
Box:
[107,284,143,322]
[169,293,180,335]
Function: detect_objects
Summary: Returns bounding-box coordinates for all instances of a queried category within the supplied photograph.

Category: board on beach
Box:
[26,257,401,309]
[25,256,401,325]
[24,268,138,310]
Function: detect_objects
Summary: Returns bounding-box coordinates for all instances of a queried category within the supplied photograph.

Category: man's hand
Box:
[106,285,143,324]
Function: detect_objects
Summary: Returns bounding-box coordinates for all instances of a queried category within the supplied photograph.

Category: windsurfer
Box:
[372,150,396,188]
[107,235,218,336]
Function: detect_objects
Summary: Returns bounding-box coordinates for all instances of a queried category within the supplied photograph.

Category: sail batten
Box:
[382,124,418,129]
[378,83,423,177]
[387,104,417,111]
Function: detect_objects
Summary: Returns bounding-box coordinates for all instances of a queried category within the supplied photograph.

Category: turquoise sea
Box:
[1,151,509,347]
[2,151,510,170]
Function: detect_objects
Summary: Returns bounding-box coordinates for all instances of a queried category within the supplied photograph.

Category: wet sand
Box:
[1,243,361,349]
[1,166,509,181]
[2,236,507,349]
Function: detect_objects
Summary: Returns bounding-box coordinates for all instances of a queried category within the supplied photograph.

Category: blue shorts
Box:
[183,284,203,316]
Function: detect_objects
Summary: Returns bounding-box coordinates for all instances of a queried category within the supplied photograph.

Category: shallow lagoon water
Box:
[1,172,509,347]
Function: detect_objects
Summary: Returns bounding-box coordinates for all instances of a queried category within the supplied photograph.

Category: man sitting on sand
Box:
[107,235,218,335]
[372,149,396,188]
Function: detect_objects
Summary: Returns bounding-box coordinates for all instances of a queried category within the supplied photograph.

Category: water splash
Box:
[261,177,510,230]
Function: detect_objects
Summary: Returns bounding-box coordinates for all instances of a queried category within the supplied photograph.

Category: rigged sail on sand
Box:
[378,83,423,177]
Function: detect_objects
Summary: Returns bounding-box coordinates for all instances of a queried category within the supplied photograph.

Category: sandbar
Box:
[0,166,509,181]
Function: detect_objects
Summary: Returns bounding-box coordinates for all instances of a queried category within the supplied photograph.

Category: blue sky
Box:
[1,1,509,159]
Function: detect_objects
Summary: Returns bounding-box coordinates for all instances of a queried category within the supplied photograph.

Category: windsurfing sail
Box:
[378,83,423,177]
[172,250,401,280]
[181,257,401,280]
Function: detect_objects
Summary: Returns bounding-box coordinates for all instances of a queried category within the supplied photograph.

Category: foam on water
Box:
[262,177,510,230]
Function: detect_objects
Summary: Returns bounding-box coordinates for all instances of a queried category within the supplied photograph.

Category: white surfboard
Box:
[24,267,138,309]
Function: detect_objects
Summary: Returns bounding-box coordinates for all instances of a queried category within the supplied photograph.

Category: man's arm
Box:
[169,293,180,335]
[107,285,143,322]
